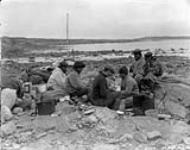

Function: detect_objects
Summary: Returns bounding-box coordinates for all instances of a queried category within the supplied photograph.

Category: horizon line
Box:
[1,35,190,40]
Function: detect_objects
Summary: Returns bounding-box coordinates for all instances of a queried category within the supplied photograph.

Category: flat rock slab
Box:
[133,132,147,143]
[20,141,52,150]
[147,131,162,140]
[32,115,73,133]
[165,101,190,118]
[32,116,57,131]
[163,83,190,107]
[92,144,120,150]
[169,121,190,135]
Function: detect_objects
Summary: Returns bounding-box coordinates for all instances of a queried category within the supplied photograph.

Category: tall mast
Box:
[66,13,69,44]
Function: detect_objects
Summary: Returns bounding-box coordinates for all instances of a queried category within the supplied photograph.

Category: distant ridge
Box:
[2,35,190,45]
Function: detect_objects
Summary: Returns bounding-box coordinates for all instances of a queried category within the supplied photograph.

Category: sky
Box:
[0,0,190,39]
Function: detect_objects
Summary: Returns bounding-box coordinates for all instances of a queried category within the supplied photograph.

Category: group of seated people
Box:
[46,49,163,115]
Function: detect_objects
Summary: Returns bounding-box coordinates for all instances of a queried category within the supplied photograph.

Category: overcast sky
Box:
[0,0,190,39]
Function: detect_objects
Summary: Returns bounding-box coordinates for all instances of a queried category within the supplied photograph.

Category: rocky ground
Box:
[1,55,190,150]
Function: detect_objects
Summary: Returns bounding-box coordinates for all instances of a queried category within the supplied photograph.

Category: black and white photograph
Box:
[0,0,190,149]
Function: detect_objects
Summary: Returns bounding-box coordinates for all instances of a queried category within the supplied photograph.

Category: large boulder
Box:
[1,121,17,137]
[1,88,17,109]
[1,105,13,123]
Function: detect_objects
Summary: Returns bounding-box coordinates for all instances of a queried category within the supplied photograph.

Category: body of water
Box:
[2,39,190,63]
[70,39,190,52]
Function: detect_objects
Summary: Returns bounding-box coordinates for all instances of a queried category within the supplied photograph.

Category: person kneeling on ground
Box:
[64,61,89,99]
[89,66,120,109]
[117,66,139,113]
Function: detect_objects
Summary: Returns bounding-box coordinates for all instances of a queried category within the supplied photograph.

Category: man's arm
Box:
[121,80,139,98]
[129,64,134,73]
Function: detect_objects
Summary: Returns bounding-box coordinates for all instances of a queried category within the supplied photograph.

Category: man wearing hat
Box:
[130,49,146,85]
[143,52,163,79]
[89,65,120,108]
[64,61,89,98]
[143,51,163,99]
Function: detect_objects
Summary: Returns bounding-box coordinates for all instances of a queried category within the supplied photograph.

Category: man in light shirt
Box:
[117,66,139,113]
[43,61,69,100]
[47,61,68,90]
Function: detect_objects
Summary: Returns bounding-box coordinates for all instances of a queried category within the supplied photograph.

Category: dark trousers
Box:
[90,91,120,109]
[70,88,89,97]
[133,95,154,115]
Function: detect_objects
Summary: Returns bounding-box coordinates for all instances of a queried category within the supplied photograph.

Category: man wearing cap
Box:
[64,61,89,97]
[89,65,120,108]
[47,60,68,91]
[143,52,163,80]
[130,49,146,85]
[140,52,163,92]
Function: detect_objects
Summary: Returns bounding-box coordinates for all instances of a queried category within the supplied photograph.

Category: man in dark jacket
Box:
[89,66,120,109]
[143,52,163,90]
